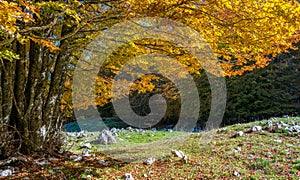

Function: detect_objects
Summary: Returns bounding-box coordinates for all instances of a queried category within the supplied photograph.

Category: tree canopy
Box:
[0,0,300,155]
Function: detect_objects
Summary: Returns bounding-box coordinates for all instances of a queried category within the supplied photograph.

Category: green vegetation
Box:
[12,116,299,179]
[117,130,187,144]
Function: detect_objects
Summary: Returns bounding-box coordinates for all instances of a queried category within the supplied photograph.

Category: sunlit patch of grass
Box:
[117,130,187,143]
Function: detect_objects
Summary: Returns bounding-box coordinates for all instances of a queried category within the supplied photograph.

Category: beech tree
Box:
[0,0,300,156]
[0,0,127,156]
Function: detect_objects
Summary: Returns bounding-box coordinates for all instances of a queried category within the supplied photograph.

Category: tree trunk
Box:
[0,38,69,157]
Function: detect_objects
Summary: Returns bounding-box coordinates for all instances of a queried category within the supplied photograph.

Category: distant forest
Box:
[96,43,300,127]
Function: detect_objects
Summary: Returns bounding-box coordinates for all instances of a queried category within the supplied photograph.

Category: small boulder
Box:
[236,131,244,137]
[233,147,242,153]
[81,143,92,149]
[171,149,187,162]
[267,120,273,130]
[171,149,185,158]
[182,155,188,163]
[82,150,92,157]
[248,154,255,159]
[275,123,282,130]
[144,157,155,165]
[84,169,91,173]
[77,131,87,138]
[273,139,282,143]
[110,128,118,133]
[0,169,13,177]
[86,175,92,179]
[282,115,289,119]
[233,171,240,177]
[123,173,134,180]
[98,129,117,145]
[71,155,82,162]
[292,125,300,133]
[66,132,77,137]
[252,126,262,132]
[126,127,133,131]
[36,160,50,166]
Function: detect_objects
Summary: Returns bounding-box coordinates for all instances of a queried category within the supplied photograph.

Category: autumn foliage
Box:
[0,0,300,154]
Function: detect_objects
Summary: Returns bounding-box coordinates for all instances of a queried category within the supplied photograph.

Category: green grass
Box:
[38,117,300,179]
[117,130,187,143]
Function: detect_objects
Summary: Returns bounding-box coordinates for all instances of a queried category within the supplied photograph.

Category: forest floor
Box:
[1,117,299,179]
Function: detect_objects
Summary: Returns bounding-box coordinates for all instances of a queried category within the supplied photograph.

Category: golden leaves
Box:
[29,37,60,52]
[0,1,34,35]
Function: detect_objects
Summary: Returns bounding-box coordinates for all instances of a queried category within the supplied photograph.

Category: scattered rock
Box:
[66,132,77,137]
[110,128,118,133]
[82,150,92,157]
[267,120,273,130]
[233,147,242,153]
[171,149,188,162]
[233,171,240,177]
[144,157,155,165]
[71,155,82,162]
[182,155,188,163]
[151,128,157,131]
[282,115,289,119]
[0,169,13,177]
[280,121,289,127]
[126,127,133,131]
[275,123,283,130]
[236,131,244,137]
[168,129,173,132]
[77,131,88,138]
[273,139,282,143]
[81,143,92,149]
[0,156,27,166]
[123,173,134,180]
[292,125,300,133]
[252,126,262,132]
[36,160,50,166]
[171,150,185,158]
[272,121,300,133]
[86,174,92,179]
[249,154,255,159]
[98,129,117,145]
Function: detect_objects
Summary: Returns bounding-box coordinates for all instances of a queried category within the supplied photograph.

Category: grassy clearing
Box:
[10,117,300,179]
[63,129,189,162]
